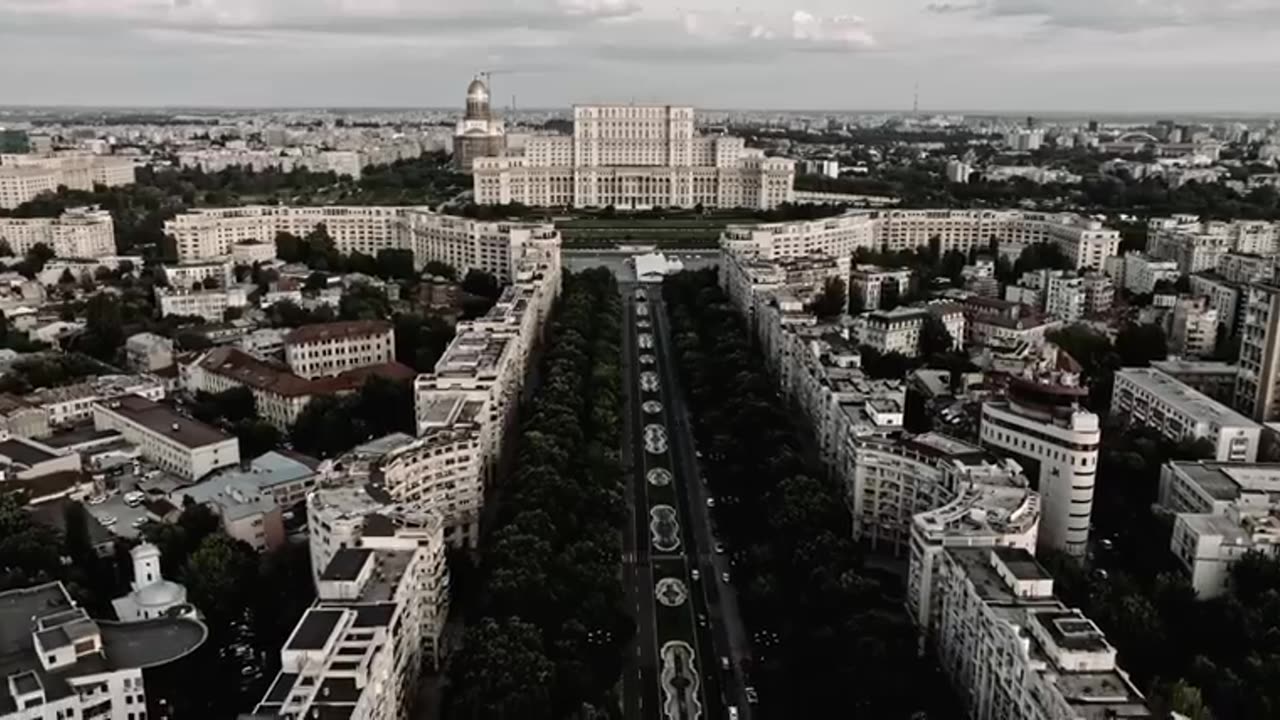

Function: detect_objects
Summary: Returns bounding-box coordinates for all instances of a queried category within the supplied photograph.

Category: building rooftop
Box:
[96,395,232,450]
[0,582,206,715]
[200,346,316,397]
[285,608,343,651]
[1150,358,1239,377]
[994,546,1053,580]
[0,437,57,467]
[320,548,372,582]
[1116,367,1260,429]
[284,320,392,346]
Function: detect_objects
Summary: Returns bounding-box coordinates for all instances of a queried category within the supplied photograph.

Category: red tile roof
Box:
[284,321,392,346]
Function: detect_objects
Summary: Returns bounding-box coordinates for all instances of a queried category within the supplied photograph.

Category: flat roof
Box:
[1031,610,1109,653]
[1116,367,1260,429]
[97,395,232,449]
[0,438,57,467]
[994,546,1053,581]
[320,548,372,582]
[285,608,343,651]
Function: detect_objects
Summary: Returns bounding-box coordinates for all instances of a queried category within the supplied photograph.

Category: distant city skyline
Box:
[2,0,1279,113]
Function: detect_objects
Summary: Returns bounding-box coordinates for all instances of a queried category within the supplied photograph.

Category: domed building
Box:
[453,76,507,172]
[112,542,198,622]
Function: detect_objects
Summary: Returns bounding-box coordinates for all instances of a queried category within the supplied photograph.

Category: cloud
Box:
[952,0,1280,32]
[678,8,876,54]
[923,1,984,14]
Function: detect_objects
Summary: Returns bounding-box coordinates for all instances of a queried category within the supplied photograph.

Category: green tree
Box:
[920,313,956,357]
[807,277,847,319]
[451,617,555,720]
[425,260,457,280]
[375,248,416,281]
[233,419,282,458]
[462,268,501,300]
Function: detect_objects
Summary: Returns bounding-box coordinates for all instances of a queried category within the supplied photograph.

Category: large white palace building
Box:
[472,103,795,210]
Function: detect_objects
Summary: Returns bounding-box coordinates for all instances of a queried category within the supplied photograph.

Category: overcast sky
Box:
[2,0,1279,112]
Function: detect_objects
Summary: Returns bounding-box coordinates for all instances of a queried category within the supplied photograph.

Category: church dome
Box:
[135,579,186,610]
[466,78,489,102]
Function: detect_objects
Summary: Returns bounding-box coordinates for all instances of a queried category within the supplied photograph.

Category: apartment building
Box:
[929,547,1153,719]
[28,374,166,427]
[252,514,448,718]
[1118,252,1181,294]
[0,581,207,720]
[1148,216,1280,271]
[1112,367,1261,462]
[163,205,562,282]
[91,395,240,480]
[850,265,912,311]
[1166,295,1219,358]
[382,411,485,548]
[1234,282,1280,422]
[473,105,796,210]
[0,207,115,258]
[1157,460,1280,598]
[0,394,50,439]
[1150,358,1239,404]
[284,321,395,379]
[847,433,1037,556]
[155,286,248,322]
[1217,252,1277,284]
[980,373,1101,558]
[161,260,234,290]
[0,154,135,209]
[124,332,174,372]
[860,304,965,357]
[1191,274,1246,341]
[1040,271,1114,322]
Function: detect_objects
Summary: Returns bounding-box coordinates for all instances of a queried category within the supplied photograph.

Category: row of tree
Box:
[662,269,958,718]
[444,269,633,719]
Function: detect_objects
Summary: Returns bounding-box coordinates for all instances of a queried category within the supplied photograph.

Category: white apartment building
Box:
[252,519,448,719]
[155,285,248,322]
[721,251,850,334]
[0,207,116,258]
[161,260,233,290]
[382,417,485,548]
[1189,272,1244,336]
[163,205,561,282]
[1158,460,1280,598]
[980,374,1100,557]
[28,374,166,427]
[719,209,1120,271]
[1004,128,1045,151]
[0,581,207,720]
[930,547,1153,720]
[178,148,365,178]
[1118,252,1181,294]
[1167,295,1219,358]
[1217,252,1277,284]
[1234,282,1280,423]
[850,265,912,311]
[860,304,966,357]
[0,154,135,209]
[1042,271,1114,322]
[945,159,972,184]
[1112,367,1261,462]
[907,454,1040,647]
[1148,216,1280,271]
[847,433,1037,556]
[473,105,796,210]
[284,320,395,379]
[124,332,174,372]
[91,395,240,480]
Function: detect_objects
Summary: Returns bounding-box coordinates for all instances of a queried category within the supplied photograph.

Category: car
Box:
[691,569,700,581]
[705,497,715,508]
[696,450,703,459]
[1099,538,1114,551]
[99,515,117,527]
[720,656,731,671]
[87,495,107,506]
[131,517,148,529]
[721,571,730,583]
[714,542,726,554]
[124,491,145,507]
[745,687,759,705]
[728,707,739,720]
[697,613,708,627]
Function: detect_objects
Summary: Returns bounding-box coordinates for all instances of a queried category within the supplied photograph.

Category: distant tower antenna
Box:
[913,82,919,115]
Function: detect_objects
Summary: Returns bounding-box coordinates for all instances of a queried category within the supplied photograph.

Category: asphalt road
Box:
[620,280,754,720]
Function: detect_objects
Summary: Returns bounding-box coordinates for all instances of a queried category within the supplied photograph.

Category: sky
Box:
[2,0,1279,113]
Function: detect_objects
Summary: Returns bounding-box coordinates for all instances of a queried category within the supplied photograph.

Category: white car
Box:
[131,517,148,529]
[721,571,730,583]
[100,515,117,527]
[705,497,715,508]
[87,495,107,506]
[691,569,700,581]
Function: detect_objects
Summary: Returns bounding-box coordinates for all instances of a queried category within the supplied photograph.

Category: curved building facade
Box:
[979,377,1100,557]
